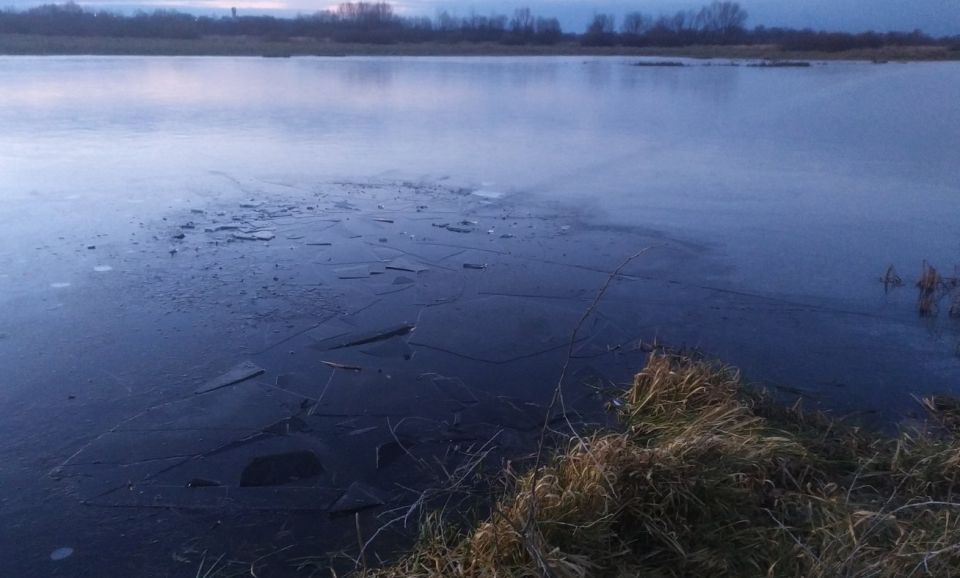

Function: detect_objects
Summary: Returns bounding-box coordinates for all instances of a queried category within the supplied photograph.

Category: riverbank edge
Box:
[2,35,959,60]
[346,353,960,577]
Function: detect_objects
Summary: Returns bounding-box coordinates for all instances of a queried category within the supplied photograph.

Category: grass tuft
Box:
[356,353,960,578]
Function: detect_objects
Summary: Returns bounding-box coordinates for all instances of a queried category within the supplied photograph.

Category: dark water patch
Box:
[632,60,686,67]
[747,60,813,67]
[239,450,325,487]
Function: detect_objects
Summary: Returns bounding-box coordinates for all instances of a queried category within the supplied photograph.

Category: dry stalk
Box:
[523,245,661,574]
[917,261,942,317]
[883,264,903,292]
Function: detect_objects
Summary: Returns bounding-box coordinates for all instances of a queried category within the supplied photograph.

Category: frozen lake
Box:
[1,56,959,575]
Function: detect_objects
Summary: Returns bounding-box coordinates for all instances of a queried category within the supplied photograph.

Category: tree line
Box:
[0,1,955,51]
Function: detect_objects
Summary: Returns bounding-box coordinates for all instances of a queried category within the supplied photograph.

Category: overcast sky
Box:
[13,0,960,35]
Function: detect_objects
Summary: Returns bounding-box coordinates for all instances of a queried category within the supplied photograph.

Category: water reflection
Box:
[1,56,959,304]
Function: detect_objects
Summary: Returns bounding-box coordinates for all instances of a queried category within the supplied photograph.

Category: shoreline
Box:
[1,35,958,60]
[346,353,960,578]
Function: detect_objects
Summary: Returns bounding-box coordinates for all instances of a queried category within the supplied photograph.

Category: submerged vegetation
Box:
[351,353,960,577]
[0,1,957,58]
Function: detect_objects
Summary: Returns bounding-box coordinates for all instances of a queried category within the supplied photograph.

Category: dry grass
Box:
[917,261,942,317]
[356,353,960,578]
[911,261,960,319]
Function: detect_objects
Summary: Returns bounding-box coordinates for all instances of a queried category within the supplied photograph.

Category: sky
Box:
[10,0,960,36]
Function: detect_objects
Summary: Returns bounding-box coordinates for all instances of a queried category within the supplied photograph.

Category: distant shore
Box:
[1,34,958,61]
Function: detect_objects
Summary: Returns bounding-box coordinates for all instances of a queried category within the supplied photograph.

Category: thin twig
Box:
[523,245,661,577]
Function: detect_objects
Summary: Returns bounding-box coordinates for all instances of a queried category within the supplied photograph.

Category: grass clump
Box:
[357,353,960,578]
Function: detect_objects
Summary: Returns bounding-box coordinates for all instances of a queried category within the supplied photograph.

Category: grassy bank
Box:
[1,35,958,60]
[356,353,960,577]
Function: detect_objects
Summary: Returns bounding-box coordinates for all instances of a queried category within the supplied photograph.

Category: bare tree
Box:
[587,13,615,35]
[509,6,534,36]
[695,1,748,35]
[621,11,650,35]
[583,13,615,46]
[436,9,458,32]
[336,2,393,26]
[668,10,697,33]
[534,16,562,43]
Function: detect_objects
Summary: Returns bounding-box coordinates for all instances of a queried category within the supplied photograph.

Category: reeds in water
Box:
[916,261,941,317]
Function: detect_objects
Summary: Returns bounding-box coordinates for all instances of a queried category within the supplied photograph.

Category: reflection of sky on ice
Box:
[2,56,959,303]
